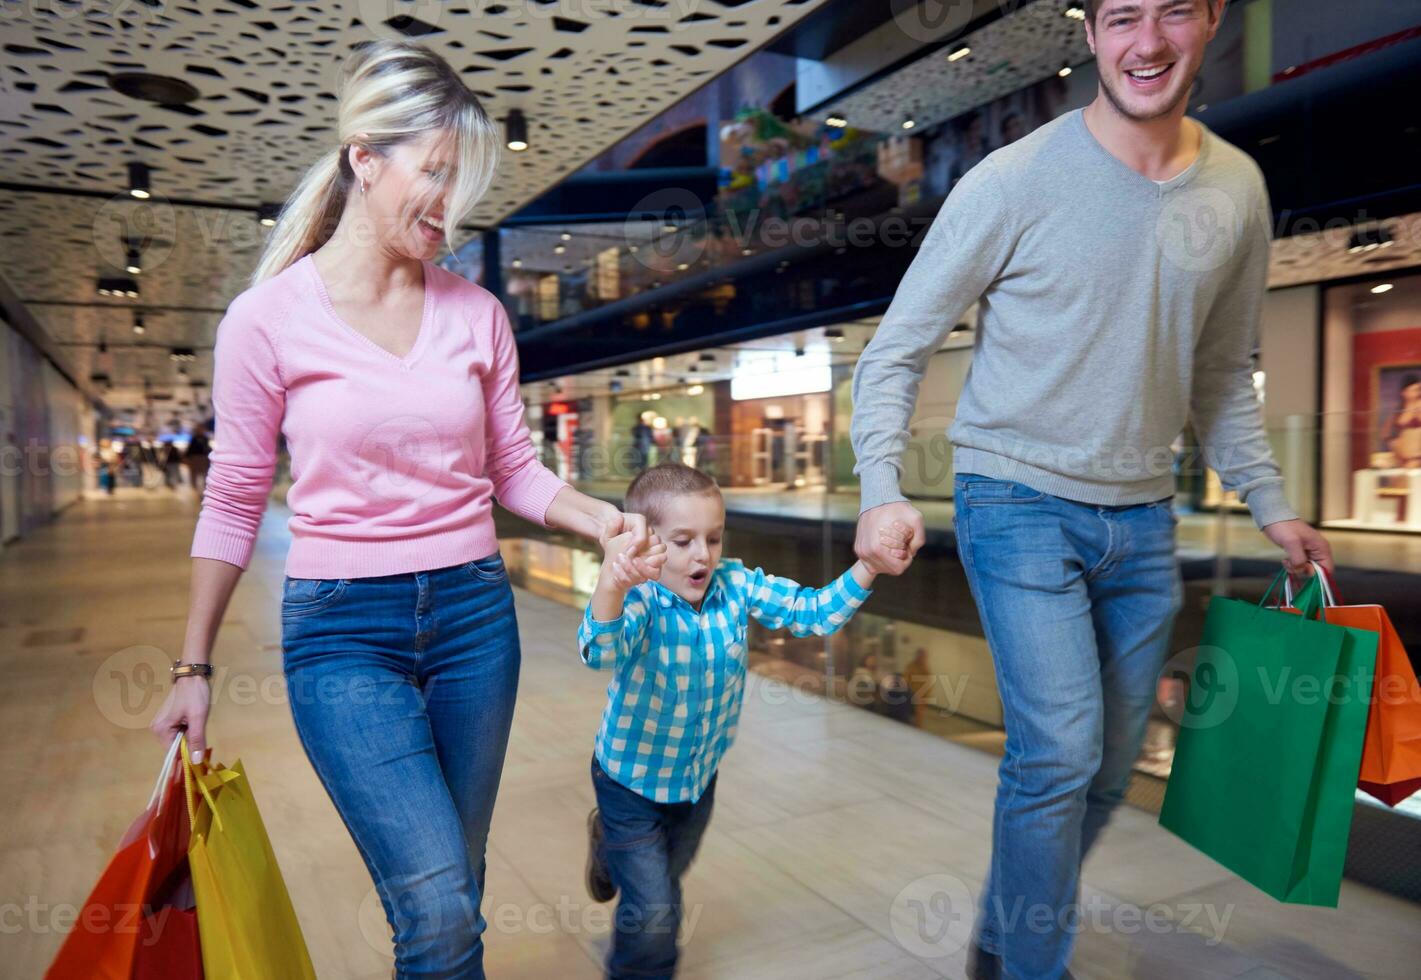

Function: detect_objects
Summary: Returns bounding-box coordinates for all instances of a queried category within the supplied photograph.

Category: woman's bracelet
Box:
[171,660,214,681]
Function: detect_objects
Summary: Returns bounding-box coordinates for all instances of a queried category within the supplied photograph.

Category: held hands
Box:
[855,501,926,576]
[600,528,668,593]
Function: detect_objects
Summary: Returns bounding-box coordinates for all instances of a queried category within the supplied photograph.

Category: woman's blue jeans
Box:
[281,553,520,980]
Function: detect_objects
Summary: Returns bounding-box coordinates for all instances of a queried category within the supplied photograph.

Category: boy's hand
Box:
[601,531,667,592]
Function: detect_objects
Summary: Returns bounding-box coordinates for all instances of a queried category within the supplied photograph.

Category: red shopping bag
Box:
[1286,567,1421,807]
[47,736,203,980]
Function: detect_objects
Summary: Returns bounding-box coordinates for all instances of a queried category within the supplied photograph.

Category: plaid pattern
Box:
[579,558,872,803]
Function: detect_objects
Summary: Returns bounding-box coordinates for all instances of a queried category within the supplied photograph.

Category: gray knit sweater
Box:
[851,108,1296,529]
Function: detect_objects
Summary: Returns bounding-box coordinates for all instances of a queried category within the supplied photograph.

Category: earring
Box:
[359,176,367,195]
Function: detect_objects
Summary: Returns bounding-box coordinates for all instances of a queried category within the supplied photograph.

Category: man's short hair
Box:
[624,463,721,525]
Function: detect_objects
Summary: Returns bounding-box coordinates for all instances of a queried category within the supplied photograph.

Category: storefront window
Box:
[1321,273,1421,533]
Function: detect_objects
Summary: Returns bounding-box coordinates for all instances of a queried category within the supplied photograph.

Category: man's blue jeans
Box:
[281,554,520,980]
[592,756,716,980]
[953,474,1182,980]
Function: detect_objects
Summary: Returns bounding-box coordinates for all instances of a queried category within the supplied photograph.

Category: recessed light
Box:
[1371,283,1394,294]
[1058,64,1073,78]
[948,45,971,62]
[902,119,916,130]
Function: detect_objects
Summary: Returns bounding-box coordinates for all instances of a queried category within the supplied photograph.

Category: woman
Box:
[1383,373,1421,468]
[182,423,211,495]
[149,40,659,978]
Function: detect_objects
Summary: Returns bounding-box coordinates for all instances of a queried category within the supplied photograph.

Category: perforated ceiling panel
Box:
[0,0,831,408]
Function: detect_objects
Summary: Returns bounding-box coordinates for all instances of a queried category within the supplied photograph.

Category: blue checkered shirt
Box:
[578,558,872,803]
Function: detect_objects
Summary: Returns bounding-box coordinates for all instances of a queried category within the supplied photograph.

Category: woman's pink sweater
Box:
[190,253,567,578]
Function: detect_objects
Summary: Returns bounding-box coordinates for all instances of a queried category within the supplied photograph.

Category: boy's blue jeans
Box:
[592,756,717,980]
[953,474,1182,980]
[281,554,520,980]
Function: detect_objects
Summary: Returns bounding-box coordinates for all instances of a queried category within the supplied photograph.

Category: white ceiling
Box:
[0,0,834,409]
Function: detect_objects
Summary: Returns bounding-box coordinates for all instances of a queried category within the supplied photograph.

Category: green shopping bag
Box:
[1159,570,1378,907]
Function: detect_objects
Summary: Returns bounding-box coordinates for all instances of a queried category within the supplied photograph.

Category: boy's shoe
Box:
[585,808,617,903]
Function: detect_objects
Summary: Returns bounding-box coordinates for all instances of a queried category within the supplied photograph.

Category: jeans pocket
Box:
[958,477,1047,505]
[463,552,508,582]
[281,576,349,617]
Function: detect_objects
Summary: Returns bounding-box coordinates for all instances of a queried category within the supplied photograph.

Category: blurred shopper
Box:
[850,2,1333,977]
[161,439,184,490]
[579,464,907,979]
[632,414,654,472]
[903,647,935,728]
[183,424,211,495]
[148,40,653,980]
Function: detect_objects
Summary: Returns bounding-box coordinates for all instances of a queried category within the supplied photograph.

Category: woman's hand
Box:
[598,508,649,554]
[149,674,211,764]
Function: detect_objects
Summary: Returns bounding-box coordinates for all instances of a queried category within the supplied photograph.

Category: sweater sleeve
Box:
[189,294,286,569]
[850,158,1017,512]
[481,298,569,526]
[1189,180,1296,530]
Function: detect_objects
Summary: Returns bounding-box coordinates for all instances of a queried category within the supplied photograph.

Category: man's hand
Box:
[855,501,925,576]
[1263,518,1334,578]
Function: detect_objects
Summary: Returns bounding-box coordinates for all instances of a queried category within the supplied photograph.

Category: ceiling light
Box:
[511,258,523,269]
[825,114,847,128]
[687,384,704,396]
[948,45,971,62]
[902,118,916,130]
[505,109,528,152]
[554,244,566,255]
[133,314,145,335]
[257,202,280,228]
[127,161,151,199]
[1058,63,1073,78]
[1347,225,1395,254]
[1065,2,1086,20]
[1371,283,1394,295]
[677,262,689,271]
[560,232,571,241]
[125,245,142,275]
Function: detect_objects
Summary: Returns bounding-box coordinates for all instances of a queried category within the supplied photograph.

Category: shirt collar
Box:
[647,564,730,612]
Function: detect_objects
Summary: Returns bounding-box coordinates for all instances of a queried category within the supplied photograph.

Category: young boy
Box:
[577,463,909,978]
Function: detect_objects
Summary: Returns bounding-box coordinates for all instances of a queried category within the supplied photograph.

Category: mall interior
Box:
[3,1,1421,978]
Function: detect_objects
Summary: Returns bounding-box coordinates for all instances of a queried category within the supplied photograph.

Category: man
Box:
[850,2,1332,978]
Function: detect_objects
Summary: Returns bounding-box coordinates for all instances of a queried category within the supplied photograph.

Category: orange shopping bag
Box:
[47,735,203,980]
[1287,567,1421,806]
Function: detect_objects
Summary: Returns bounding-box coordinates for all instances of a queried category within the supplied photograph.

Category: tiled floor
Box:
[3,488,1418,978]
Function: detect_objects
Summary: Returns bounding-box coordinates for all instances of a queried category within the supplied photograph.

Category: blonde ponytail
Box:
[248,40,501,288]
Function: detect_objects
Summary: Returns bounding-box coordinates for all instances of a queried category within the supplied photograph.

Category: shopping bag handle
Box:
[147,733,184,814]
[180,733,238,833]
[1282,561,1339,610]
[1259,566,1323,619]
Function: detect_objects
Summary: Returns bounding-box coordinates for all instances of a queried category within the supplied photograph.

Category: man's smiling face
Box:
[1086,0,1221,122]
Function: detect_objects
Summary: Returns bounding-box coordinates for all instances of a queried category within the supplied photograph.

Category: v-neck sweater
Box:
[190,252,567,578]
[851,109,1296,530]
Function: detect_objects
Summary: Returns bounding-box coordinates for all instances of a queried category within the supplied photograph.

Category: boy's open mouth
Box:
[688,569,709,587]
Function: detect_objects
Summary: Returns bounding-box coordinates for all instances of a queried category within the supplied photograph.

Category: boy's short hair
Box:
[624,463,721,525]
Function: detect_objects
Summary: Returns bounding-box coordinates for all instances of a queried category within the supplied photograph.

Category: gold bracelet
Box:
[171,660,214,681]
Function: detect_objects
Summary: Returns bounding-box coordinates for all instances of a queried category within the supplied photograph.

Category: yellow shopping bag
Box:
[181,736,317,980]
